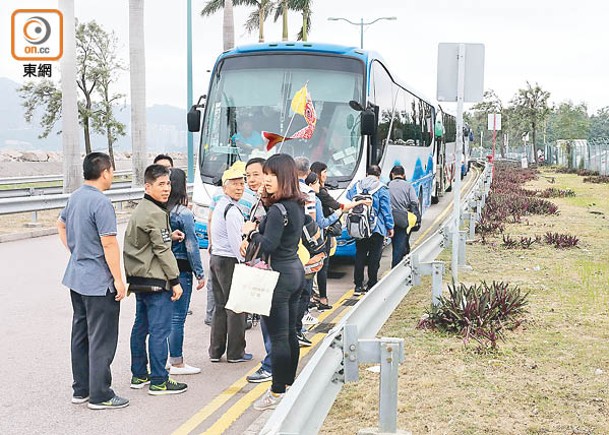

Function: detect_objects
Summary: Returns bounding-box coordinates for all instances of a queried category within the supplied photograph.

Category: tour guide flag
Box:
[263,84,317,151]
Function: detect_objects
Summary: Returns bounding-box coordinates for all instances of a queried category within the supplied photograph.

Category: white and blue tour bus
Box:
[187,42,457,257]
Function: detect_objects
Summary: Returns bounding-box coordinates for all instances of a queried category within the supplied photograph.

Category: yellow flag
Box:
[291,85,308,116]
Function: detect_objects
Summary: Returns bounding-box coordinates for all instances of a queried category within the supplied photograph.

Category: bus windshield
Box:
[199,53,365,186]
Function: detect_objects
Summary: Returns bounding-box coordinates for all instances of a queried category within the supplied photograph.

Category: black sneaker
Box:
[246,367,272,383]
[297,331,312,347]
[87,395,129,410]
[316,302,332,312]
[148,378,188,396]
[353,286,364,296]
[246,313,253,330]
[130,374,150,389]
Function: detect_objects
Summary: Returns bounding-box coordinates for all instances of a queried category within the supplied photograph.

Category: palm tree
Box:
[291,0,312,41]
[201,0,246,50]
[243,0,274,42]
[223,0,235,50]
[59,0,81,193]
[272,0,311,41]
[129,0,147,186]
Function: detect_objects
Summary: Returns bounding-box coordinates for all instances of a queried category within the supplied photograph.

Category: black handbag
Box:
[326,219,343,237]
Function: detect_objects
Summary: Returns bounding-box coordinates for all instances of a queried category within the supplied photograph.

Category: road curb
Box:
[0,216,131,244]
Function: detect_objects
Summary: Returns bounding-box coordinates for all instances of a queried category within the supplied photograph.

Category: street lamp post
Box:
[327,16,397,49]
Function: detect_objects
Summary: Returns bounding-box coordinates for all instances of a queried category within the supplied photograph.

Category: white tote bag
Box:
[226,263,279,316]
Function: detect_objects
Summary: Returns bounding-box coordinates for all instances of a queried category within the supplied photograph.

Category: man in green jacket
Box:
[124,164,187,396]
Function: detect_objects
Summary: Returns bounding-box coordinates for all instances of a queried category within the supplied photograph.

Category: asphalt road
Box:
[0,171,469,435]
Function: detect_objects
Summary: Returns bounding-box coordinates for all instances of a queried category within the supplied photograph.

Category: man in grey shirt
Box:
[208,165,251,363]
[57,152,129,410]
[388,164,420,267]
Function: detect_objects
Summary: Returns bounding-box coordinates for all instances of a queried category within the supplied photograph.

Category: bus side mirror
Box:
[187,106,201,132]
[361,109,376,136]
[187,95,206,132]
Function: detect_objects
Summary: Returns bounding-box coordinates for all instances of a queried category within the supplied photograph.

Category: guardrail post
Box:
[379,338,401,433]
[412,259,445,307]
[458,230,467,266]
[355,337,408,435]
[431,261,444,306]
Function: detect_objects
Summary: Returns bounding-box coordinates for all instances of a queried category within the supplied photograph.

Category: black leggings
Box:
[315,255,330,299]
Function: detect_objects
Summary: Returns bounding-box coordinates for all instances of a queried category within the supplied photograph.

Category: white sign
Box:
[487,113,501,130]
[436,43,485,102]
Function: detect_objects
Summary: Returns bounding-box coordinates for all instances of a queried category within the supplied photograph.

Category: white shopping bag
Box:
[226,263,279,316]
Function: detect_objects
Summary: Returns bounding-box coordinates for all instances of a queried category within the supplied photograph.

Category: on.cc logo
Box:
[23,16,52,45]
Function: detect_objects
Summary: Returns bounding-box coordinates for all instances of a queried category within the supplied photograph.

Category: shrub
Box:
[583,176,609,184]
[543,232,580,248]
[417,281,529,350]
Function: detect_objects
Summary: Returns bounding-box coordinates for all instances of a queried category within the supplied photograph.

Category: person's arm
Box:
[182,210,206,288]
[101,235,127,301]
[305,191,316,221]
[315,197,339,229]
[380,189,395,237]
[207,195,218,251]
[57,218,68,250]
[318,188,341,211]
[146,218,181,291]
[249,205,285,255]
[227,209,246,261]
[94,199,127,301]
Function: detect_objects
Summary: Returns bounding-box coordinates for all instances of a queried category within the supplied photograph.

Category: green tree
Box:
[76,21,103,154]
[90,25,126,169]
[18,20,126,163]
[508,81,551,163]
[589,106,609,141]
[19,80,62,139]
[548,101,590,141]
[466,89,503,155]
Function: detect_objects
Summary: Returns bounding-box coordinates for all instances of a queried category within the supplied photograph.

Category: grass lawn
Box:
[323,167,609,434]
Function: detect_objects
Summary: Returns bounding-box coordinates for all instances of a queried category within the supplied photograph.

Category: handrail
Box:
[260,163,492,434]
[0,170,132,186]
[0,184,193,215]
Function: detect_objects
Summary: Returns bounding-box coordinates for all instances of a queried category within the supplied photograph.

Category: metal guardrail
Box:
[0,184,194,216]
[260,163,493,434]
[0,170,132,186]
[0,181,133,199]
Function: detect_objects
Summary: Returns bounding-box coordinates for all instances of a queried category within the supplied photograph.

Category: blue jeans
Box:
[391,226,410,268]
[130,291,173,385]
[168,271,193,365]
[260,316,272,373]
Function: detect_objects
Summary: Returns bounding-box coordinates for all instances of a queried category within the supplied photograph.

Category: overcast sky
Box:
[2,0,607,114]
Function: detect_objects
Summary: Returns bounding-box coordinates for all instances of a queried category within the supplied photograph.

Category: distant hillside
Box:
[0,77,189,152]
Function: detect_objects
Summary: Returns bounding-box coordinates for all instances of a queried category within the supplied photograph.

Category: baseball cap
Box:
[222,161,246,183]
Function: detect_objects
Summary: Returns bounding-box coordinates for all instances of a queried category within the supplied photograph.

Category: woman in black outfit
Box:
[310,161,343,310]
[241,154,305,411]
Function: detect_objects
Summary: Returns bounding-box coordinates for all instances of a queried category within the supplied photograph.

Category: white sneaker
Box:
[253,388,284,411]
[301,312,319,326]
[169,364,201,375]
